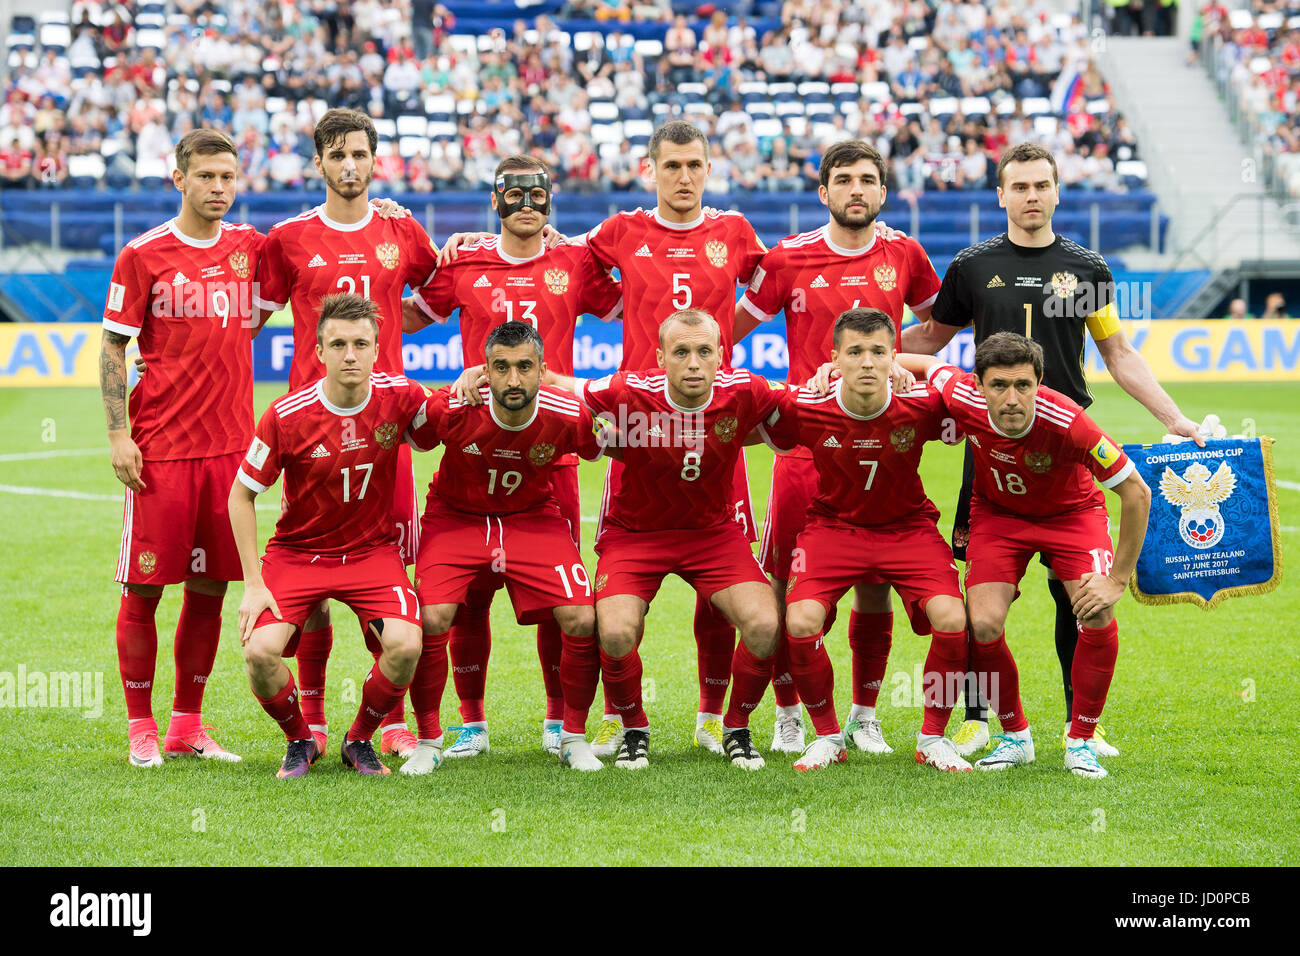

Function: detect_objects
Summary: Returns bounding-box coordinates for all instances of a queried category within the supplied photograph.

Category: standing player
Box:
[548,310,784,771]
[574,120,769,758]
[230,295,427,777]
[403,322,607,773]
[403,155,621,759]
[903,142,1200,756]
[903,334,1151,777]
[252,108,440,759]
[755,309,971,772]
[101,129,262,766]
[736,140,943,756]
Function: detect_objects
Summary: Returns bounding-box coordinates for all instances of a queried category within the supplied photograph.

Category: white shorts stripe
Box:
[116,488,134,582]
[758,457,777,572]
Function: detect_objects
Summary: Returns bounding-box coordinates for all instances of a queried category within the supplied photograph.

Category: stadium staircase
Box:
[1098,35,1300,316]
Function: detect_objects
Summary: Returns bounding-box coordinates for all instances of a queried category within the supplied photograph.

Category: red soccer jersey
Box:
[103,218,265,461]
[928,364,1134,517]
[237,372,431,556]
[582,368,782,532]
[254,205,439,389]
[412,235,621,376]
[408,384,603,515]
[579,208,766,369]
[760,380,955,527]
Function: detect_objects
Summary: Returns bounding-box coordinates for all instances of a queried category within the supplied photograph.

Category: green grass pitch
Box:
[0,381,1295,866]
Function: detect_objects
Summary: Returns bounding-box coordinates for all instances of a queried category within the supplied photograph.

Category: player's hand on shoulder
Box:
[133,354,147,376]
[108,431,146,492]
[436,231,491,265]
[542,224,570,248]
[453,364,488,405]
[401,295,430,333]
[371,197,410,219]
[1070,571,1126,620]
[804,361,839,396]
[875,219,908,241]
[237,580,281,646]
[890,361,916,393]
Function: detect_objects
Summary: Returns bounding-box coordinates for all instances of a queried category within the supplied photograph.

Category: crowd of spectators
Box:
[0,0,1143,196]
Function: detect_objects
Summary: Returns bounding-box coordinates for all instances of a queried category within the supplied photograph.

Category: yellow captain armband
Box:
[1085,301,1121,341]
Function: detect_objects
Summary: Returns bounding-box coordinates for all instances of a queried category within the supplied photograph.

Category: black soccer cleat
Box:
[276,738,320,779]
[723,728,766,770]
[614,729,650,770]
[341,737,391,776]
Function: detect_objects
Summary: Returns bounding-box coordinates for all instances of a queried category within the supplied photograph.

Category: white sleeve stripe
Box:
[907,291,938,311]
[237,470,268,494]
[102,318,141,336]
[1099,458,1135,490]
[412,294,445,323]
[253,295,286,312]
[738,294,775,322]
[597,298,622,322]
[756,422,794,454]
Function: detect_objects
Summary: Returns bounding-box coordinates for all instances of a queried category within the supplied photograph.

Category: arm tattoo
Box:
[99,333,131,431]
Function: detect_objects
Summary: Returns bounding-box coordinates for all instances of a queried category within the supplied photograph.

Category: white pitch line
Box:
[0,448,105,462]
[1278,480,1300,492]
[0,484,279,510]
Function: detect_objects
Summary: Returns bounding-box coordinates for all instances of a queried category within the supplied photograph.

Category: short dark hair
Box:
[648,120,709,162]
[658,308,720,348]
[832,307,895,348]
[494,154,550,180]
[316,293,379,343]
[485,320,545,361]
[996,141,1058,188]
[974,331,1044,381]
[819,140,888,189]
[174,129,236,174]
[313,108,378,158]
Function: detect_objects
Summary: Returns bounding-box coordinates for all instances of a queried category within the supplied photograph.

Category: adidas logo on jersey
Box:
[635,244,652,258]
[647,424,665,439]
[823,436,841,448]
[308,254,327,268]
[474,275,491,288]
[310,444,330,458]
[986,274,1005,288]
[811,274,829,289]
[463,442,483,455]
[172,271,189,286]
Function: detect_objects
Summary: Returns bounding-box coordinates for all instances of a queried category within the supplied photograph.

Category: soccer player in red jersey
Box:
[736,141,943,756]
[230,295,428,778]
[547,310,783,771]
[404,155,620,759]
[252,109,440,759]
[574,121,769,757]
[756,309,973,772]
[902,333,1151,778]
[403,322,606,773]
[100,129,263,767]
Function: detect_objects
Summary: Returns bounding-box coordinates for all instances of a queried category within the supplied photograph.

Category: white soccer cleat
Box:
[845,716,893,754]
[542,720,563,756]
[1065,737,1109,778]
[1064,722,1119,757]
[951,719,990,756]
[400,738,443,775]
[443,724,489,759]
[914,733,973,772]
[693,716,725,754]
[793,734,847,771]
[560,736,604,771]
[770,708,806,754]
[591,716,625,759]
[975,729,1035,771]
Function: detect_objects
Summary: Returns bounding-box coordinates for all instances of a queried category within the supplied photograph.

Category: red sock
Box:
[256,672,311,741]
[449,597,491,724]
[787,631,839,737]
[921,628,968,736]
[116,589,161,721]
[722,642,774,729]
[970,633,1028,732]
[561,630,600,735]
[1070,620,1118,739]
[536,619,565,721]
[770,625,799,707]
[848,610,892,707]
[349,663,410,742]
[171,589,223,715]
[694,592,734,714]
[409,631,449,740]
[369,645,408,732]
[599,647,646,729]
[295,625,332,727]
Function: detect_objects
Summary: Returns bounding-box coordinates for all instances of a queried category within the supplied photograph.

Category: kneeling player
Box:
[550,310,783,770]
[229,295,428,778]
[757,309,972,772]
[406,322,607,772]
[903,334,1150,778]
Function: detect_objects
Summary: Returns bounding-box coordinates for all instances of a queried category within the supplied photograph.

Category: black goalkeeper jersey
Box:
[931,233,1117,408]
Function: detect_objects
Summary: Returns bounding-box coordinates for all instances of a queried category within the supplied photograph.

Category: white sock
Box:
[848,704,875,722]
[561,732,586,745]
[776,704,801,719]
[416,736,444,748]
[697,711,721,726]
[460,721,487,731]
[603,713,621,724]
[1007,727,1032,741]
[722,724,745,735]
[825,732,845,748]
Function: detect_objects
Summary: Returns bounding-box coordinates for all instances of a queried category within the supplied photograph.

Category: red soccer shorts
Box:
[393,443,419,566]
[116,450,243,586]
[965,501,1115,589]
[597,452,756,544]
[785,516,964,623]
[593,522,769,605]
[415,499,593,625]
[550,462,581,547]
[254,545,419,632]
[759,452,817,579]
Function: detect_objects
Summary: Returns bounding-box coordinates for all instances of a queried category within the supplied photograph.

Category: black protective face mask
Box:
[495,172,551,219]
